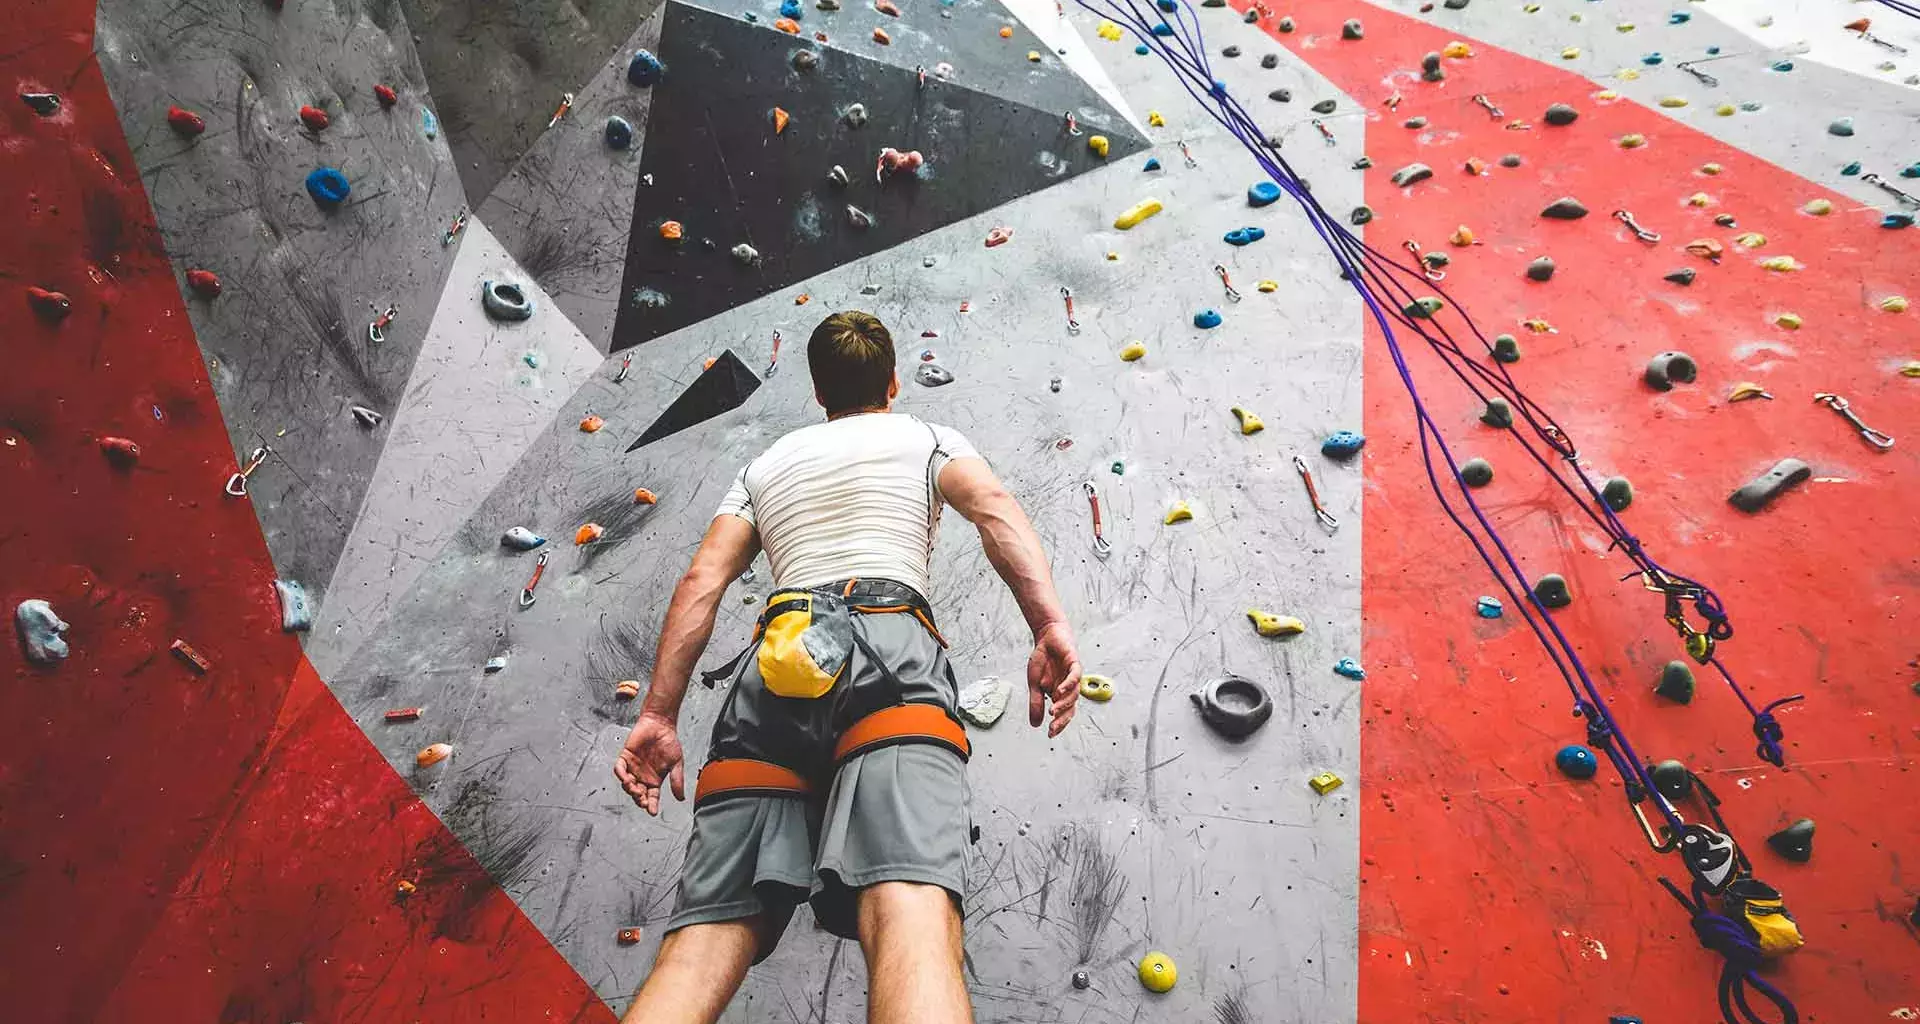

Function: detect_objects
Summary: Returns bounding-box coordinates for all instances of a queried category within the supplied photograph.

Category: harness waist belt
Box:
[835,703,971,763]
[695,758,812,807]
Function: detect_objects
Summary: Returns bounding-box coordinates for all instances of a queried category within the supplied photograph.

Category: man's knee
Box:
[857,881,961,941]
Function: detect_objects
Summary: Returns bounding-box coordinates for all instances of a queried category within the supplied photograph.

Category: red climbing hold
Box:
[26,286,70,320]
[185,269,222,297]
[374,83,398,108]
[99,436,141,468]
[876,0,901,14]
[873,27,892,44]
[167,105,205,136]
[300,105,330,131]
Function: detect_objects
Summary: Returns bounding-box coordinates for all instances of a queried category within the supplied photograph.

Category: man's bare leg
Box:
[622,919,764,1024]
[857,881,973,1024]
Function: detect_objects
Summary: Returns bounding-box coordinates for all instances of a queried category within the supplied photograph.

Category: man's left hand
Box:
[615,711,686,815]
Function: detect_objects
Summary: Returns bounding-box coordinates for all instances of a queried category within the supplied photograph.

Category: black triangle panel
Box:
[609,1,1148,352]
[628,348,763,451]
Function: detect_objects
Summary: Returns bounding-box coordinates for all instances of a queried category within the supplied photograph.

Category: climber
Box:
[614,310,1083,1024]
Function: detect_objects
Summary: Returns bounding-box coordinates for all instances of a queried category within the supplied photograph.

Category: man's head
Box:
[808,310,899,417]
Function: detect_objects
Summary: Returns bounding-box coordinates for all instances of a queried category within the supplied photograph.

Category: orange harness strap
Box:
[695,758,812,806]
[834,703,971,763]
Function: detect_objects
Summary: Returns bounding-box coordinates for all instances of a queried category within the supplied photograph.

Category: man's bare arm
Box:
[640,515,761,723]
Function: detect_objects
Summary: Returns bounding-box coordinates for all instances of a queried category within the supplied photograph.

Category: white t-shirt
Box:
[716,413,980,597]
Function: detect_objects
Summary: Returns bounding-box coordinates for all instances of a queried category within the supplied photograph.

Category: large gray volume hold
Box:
[1729,458,1811,512]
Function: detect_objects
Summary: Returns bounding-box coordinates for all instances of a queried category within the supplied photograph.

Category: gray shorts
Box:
[666,585,970,947]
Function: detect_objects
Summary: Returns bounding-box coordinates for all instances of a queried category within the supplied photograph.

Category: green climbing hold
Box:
[1351,206,1375,226]
[1533,573,1572,609]
[1655,660,1696,703]
[1403,296,1443,318]
[1460,458,1494,487]
[1480,397,1513,428]
[1650,759,1692,801]
[1491,334,1521,363]
[1601,476,1633,511]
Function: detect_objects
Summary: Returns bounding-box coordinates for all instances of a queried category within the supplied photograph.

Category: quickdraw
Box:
[1061,286,1081,334]
[1292,455,1337,531]
[1471,93,1504,119]
[916,64,929,89]
[1311,119,1335,146]
[1860,172,1919,206]
[1064,110,1081,136]
[1854,24,1909,54]
[442,208,469,247]
[1083,480,1112,559]
[547,91,575,128]
[224,445,272,497]
[1213,264,1243,302]
[1615,209,1662,243]
[1677,59,1720,87]
[367,303,398,344]
[766,329,784,377]
[615,353,633,383]
[519,551,550,608]
[1404,240,1443,281]
[1813,391,1895,449]
[1179,140,1198,166]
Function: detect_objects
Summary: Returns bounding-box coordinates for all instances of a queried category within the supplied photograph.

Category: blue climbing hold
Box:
[1667,10,1690,23]
[1705,45,1720,54]
[1884,212,1916,229]
[1770,59,1794,71]
[1641,52,1663,65]
[422,107,439,139]
[1842,161,1862,176]
[1223,226,1267,246]
[1248,181,1282,207]
[1475,595,1504,618]
[1144,157,1162,171]
[305,166,350,205]
[1157,0,1176,9]
[605,115,634,150]
[1901,163,1920,179]
[744,12,757,21]
[1193,309,1222,329]
[1555,744,1599,780]
[1135,44,1150,55]
[1321,431,1365,460]
[1152,22,1174,36]
[628,49,665,87]
[1333,658,1366,680]
[1210,80,1228,99]
[780,0,802,17]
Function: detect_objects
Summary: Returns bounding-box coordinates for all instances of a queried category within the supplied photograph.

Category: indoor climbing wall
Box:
[2,0,1915,1022]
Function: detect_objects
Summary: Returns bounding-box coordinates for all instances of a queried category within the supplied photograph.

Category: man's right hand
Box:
[1027,622,1082,737]
[614,711,686,816]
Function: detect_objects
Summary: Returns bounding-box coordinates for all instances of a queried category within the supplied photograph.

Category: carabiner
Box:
[1405,240,1444,281]
[1292,455,1338,532]
[1813,392,1895,449]
[367,303,397,344]
[1060,286,1081,334]
[519,551,550,607]
[1311,119,1335,146]
[1613,209,1662,243]
[1472,93,1504,119]
[224,445,272,497]
[1213,264,1242,303]
[1083,480,1112,560]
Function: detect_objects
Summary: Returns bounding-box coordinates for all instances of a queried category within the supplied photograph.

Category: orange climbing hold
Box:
[1463,157,1488,176]
[772,107,790,134]
[416,742,453,767]
[576,523,606,545]
[167,105,205,136]
[703,357,717,370]
[876,0,900,14]
[794,293,811,305]
[185,269,222,297]
[299,105,330,131]
[1845,17,1870,31]
[1686,238,1724,262]
[580,414,606,433]
[374,83,398,107]
[999,26,1014,38]
[634,488,658,505]
[873,27,892,44]
[617,926,644,943]
[1449,225,1476,246]
[775,17,800,33]
[659,221,684,242]
[985,226,1013,247]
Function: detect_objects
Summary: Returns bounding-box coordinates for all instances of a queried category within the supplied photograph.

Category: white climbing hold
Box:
[957,676,1011,726]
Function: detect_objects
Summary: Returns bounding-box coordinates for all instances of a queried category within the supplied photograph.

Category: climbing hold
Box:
[984,226,1013,247]
[1686,238,1724,262]
[658,221,684,243]
[1222,46,1241,58]
[1533,574,1572,609]
[14,599,70,665]
[1120,341,1147,362]
[502,527,547,551]
[1729,458,1810,512]
[1463,157,1488,177]
[305,167,351,205]
[274,579,313,633]
[1351,206,1375,226]
[1163,501,1194,525]
[1449,225,1476,246]
[1089,135,1110,158]
[1256,280,1278,293]
[732,242,762,264]
[1329,658,1367,682]
[1828,117,1854,137]
[1230,406,1265,435]
[632,488,659,506]
[299,104,330,131]
[1476,595,1504,618]
[1352,156,1372,170]
[1138,952,1178,992]
[1278,16,1295,31]
[770,107,790,135]
[1079,675,1115,702]
[873,0,897,14]
[1734,232,1767,249]
[1193,309,1222,329]
[1659,96,1688,109]
[1481,397,1513,428]
[1561,47,1581,59]
[915,363,954,387]
[1655,660,1696,703]
[1308,772,1344,794]
[1618,134,1646,149]
[1521,318,1557,334]
[1391,163,1434,187]
[1247,610,1305,638]
[1143,157,1162,172]
[1145,110,1167,129]
[1310,99,1337,115]
[1096,20,1122,40]
[1555,745,1599,779]
[1882,296,1909,313]
[482,280,534,321]
[423,106,440,139]
[874,27,893,44]
[826,164,851,188]
[416,743,454,768]
[605,115,635,149]
[580,414,606,433]
[1403,116,1428,130]
[1403,296,1444,319]
[1261,54,1279,69]
[615,680,643,701]
[181,268,222,298]
[1113,198,1163,230]
[1071,969,1093,990]
[1269,88,1291,103]
[1685,193,1712,208]
[1766,819,1815,862]
[1491,335,1521,363]
[1443,40,1473,60]
[841,104,870,130]
[1321,431,1365,460]
[1460,458,1494,487]
[1601,476,1633,511]
[1700,163,1723,176]
[1191,676,1273,738]
[1714,104,1736,117]
[167,105,206,135]
[628,49,665,86]
[374,83,398,108]
[1541,197,1589,220]
[1644,351,1697,391]
[1649,760,1692,802]
[1664,268,1696,286]
[1540,105,1575,133]
[1728,382,1771,403]
[1802,198,1831,216]
[1525,257,1555,282]
[1247,181,1282,207]
[957,676,1011,726]
[20,91,59,116]
[1758,256,1800,273]
[575,523,606,545]
[1223,227,1266,246]
[1773,312,1802,330]
[1884,212,1916,230]
[1341,19,1363,39]
[97,436,140,469]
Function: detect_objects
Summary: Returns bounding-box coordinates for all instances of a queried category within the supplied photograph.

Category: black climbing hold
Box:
[1443,0,1469,8]
[1542,196,1589,219]
[1423,252,1449,270]
[1650,760,1692,802]
[1352,156,1373,170]
[1481,397,1512,427]
[1460,458,1494,487]
[1403,116,1428,129]
[1664,267,1697,286]
[1341,18,1364,39]
[1491,334,1520,362]
[605,115,635,150]
[1713,213,1737,227]
[1499,153,1522,168]
[1311,98,1336,114]
[1191,675,1274,739]
[1729,458,1810,513]
[1601,476,1633,511]
[1391,163,1434,187]
[1533,573,1571,609]
[1766,818,1814,862]
[20,92,59,116]
[1644,351,1697,391]
[1243,9,1258,22]
[1072,970,1092,990]
[1655,660,1696,703]
[1526,256,1556,282]
[628,49,665,87]
[1351,205,1374,226]
[1278,16,1295,31]
[1222,45,1241,57]
[1261,54,1279,69]
[1402,296,1443,318]
[1544,103,1579,126]
[793,50,819,71]
[1421,52,1444,81]
[482,280,535,321]
[1270,88,1292,102]
[627,349,763,451]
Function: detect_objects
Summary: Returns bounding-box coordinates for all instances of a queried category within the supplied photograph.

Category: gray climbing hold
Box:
[1729,458,1810,513]
[1423,251,1449,270]
[1655,660,1695,703]
[1261,54,1279,69]
[1243,9,1258,22]
[1650,759,1692,801]
[1499,153,1523,168]
[1352,156,1373,170]
[21,92,59,116]
[1544,103,1579,126]
[1278,15,1295,31]
[1222,45,1241,57]
[827,164,850,186]
[350,405,384,428]
[1828,117,1853,137]
[502,526,547,551]
[481,280,534,321]
[1542,197,1589,219]
[1526,256,1556,281]
[1460,458,1494,487]
[1664,267,1696,286]
[731,242,761,264]
[1404,115,1429,129]
[1403,296,1443,318]
[1713,213,1737,227]
[1391,163,1434,187]
[1191,675,1273,738]
[1766,818,1814,862]
[1492,334,1521,362]
[793,50,819,71]
[1443,0,1469,8]
[915,363,954,387]
[1421,52,1444,81]
[1533,573,1572,609]
[1311,98,1336,114]
[1351,205,1375,226]
[1342,18,1364,39]
[843,103,868,128]
[957,676,1010,726]
[1270,88,1292,102]
[1644,351,1697,391]
[15,599,69,665]
[274,579,313,633]
[1481,397,1513,427]
[846,204,873,229]
[1601,476,1633,511]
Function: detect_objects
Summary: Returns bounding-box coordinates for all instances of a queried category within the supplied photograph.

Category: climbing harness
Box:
[1813,392,1895,449]
[1213,264,1243,302]
[1311,119,1335,146]
[1860,172,1920,206]
[442,207,469,247]
[766,329,783,377]
[1404,240,1444,281]
[547,91,574,128]
[1061,286,1081,334]
[615,353,633,383]
[367,303,397,344]
[1471,93,1504,120]
[1083,480,1113,559]
[1615,209,1663,243]
[1292,455,1338,532]
[224,445,272,497]
[519,551,549,608]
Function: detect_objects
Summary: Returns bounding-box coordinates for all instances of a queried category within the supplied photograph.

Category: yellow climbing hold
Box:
[1522,318,1558,334]
[1734,232,1767,248]
[1147,110,1165,127]
[1256,279,1278,293]
[1687,192,1712,206]
[1106,251,1120,261]
[1443,40,1472,58]
[1096,19,1123,40]
[1774,312,1803,330]
[1561,46,1581,59]
[1230,406,1265,435]
[1309,771,1344,795]
[1881,296,1909,313]
[1616,21,1635,32]
[1758,255,1800,272]
[1247,610,1305,638]
[1616,68,1640,80]
[1902,361,1920,377]
[1080,674,1115,702]
[1113,198,1163,230]
[1728,381,1771,402]
[1618,133,1646,149]
[1138,952,1178,993]
[1595,89,1620,101]
[1570,12,1583,22]
[1659,96,1688,108]
[1523,2,1539,11]
[1119,340,1147,362]
[1449,224,1476,246]
[1027,50,1042,62]
[1714,103,1736,116]
[1701,163,1723,175]
[1163,501,1193,525]
[1803,198,1833,216]
[1088,134,1110,158]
